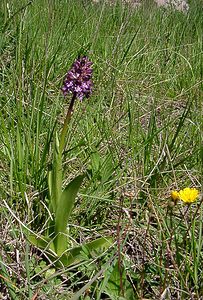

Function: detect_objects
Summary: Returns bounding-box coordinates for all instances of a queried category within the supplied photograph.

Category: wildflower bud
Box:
[171,191,179,205]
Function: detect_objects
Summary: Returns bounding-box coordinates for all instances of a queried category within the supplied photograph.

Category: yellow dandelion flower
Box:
[178,187,199,204]
[171,190,180,202]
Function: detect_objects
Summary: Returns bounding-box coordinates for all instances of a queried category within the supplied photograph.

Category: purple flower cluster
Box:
[62,56,93,101]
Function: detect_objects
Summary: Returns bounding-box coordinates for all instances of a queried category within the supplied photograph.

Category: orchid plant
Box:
[29,57,112,267]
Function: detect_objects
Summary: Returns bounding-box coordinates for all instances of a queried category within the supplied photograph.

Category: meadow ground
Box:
[0,0,203,299]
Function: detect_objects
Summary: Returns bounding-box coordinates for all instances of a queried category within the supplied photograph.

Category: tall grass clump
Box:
[0,0,202,299]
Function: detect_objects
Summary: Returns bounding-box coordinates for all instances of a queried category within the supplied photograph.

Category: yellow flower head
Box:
[171,190,180,202]
[178,187,199,204]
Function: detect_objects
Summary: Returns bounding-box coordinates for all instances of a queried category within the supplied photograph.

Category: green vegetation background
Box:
[0,0,202,299]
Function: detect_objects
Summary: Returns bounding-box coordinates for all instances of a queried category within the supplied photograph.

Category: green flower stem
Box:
[52,146,62,212]
[59,93,77,154]
[49,93,77,213]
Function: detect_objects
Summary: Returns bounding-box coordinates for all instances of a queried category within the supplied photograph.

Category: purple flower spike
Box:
[62,56,93,101]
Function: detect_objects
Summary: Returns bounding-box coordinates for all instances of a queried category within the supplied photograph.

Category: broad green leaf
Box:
[45,268,55,279]
[105,261,122,298]
[54,175,84,256]
[91,151,101,173]
[28,234,55,252]
[101,154,114,183]
[28,234,59,265]
[65,236,113,266]
[104,261,134,300]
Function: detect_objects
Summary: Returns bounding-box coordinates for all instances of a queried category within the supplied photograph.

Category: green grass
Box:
[0,0,202,299]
